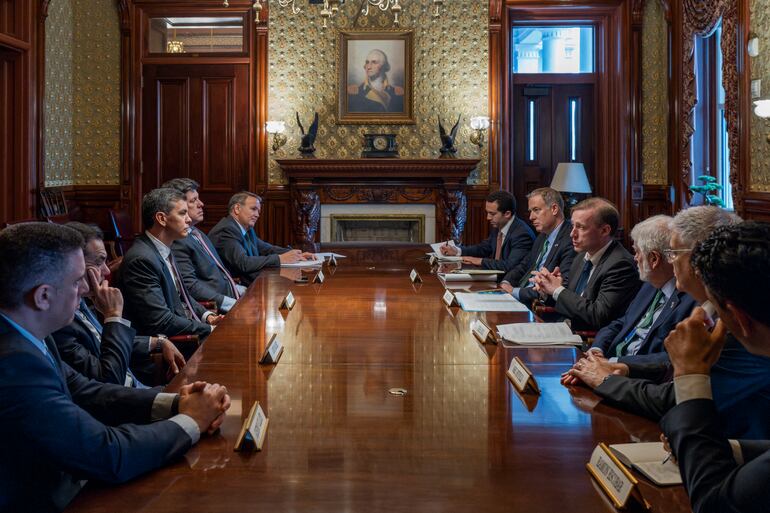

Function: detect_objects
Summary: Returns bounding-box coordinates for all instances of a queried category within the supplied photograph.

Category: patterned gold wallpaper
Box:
[641,0,669,185]
[267,0,489,185]
[44,0,120,186]
[44,0,74,186]
[751,0,770,192]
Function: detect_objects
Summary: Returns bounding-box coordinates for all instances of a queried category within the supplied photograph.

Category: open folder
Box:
[496,322,583,346]
[609,443,683,486]
[453,292,529,312]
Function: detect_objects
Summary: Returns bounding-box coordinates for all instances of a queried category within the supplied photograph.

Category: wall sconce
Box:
[748,32,760,58]
[469,116,490,148]
[265,121,287,152]
[754,100,770,143]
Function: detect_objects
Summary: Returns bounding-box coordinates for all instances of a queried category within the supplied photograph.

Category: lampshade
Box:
[265,121,286,134]
[551,162,592,194]
[754,99,770,118]
[470,116,490,130]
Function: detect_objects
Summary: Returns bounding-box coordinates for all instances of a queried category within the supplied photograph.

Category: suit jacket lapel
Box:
[139,235,180,309]
[647,291,680,335]
[584,241,617,292]
[543,222,567,269]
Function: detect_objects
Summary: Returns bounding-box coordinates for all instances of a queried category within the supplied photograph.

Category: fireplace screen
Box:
[330,215,425,243]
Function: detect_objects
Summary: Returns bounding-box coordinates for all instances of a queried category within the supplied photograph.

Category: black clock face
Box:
[373,136,389,151]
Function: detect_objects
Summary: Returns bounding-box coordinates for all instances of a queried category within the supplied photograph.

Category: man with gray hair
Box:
[563,208,770,439]
[562,215,697,386]
[117,188,222,339]
[209,191,313,286]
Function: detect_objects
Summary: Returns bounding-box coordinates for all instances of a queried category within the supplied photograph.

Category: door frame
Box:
[492,0,639,239]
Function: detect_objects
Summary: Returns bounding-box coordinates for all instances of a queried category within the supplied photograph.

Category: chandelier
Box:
[225,0,444,29]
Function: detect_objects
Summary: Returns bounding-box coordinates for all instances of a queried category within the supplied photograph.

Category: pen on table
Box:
[661,452,672,465]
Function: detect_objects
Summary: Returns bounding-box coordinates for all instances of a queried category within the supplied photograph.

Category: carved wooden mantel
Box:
[275,158,480,248]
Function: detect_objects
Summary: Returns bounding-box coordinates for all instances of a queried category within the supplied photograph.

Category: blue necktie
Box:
[573,260,594,296]
[79,300,103,334]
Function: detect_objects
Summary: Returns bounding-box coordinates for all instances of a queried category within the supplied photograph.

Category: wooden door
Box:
[142,64,250,230]
[513,83,594,218]
[0,46,24,225]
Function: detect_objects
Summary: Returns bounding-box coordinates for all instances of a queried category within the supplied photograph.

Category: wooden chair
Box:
[108,209,138,256]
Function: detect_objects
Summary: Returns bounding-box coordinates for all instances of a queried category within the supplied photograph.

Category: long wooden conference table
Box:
[68,244,693,513]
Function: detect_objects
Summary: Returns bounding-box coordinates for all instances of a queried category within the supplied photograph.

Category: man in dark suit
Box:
[499,187,575,306]
[660,221,770,512]
[52,222,185,386]
[164,179,245,313]
[117,188,222,338]
[208,191,313,286]
[534,197,641,332]
[439,190,534,273]
[0,222,229,512]
[565,215,696,373]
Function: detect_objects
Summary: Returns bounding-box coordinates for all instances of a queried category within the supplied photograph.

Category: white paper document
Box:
[430,240,457,255]
[280,259,324,268]
[609,442,683,486]
[314,252,347,259]
[453,292,529,312]
[438,273,498,283]
[496,322,583,346]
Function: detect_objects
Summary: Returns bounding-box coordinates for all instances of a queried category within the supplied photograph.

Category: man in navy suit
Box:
[52,222,185,386]
[564,215,696,380]
[164,179,245,313]
[661,221,770,513]
[117,188,222,338]
[0,222,229,512]
[439,190,534,273]
[534,197,641,331]
[208,191,314,286]
[499,187,575,306]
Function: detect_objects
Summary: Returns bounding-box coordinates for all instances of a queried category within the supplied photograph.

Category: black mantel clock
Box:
[362,133,398,158]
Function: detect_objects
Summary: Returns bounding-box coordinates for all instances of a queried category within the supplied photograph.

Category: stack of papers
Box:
[281,259,324,268]
[314,252,347,259]
[438,273,497,283]
[496,322,583,346]
[453,292,529,312]
[428,241,463,262]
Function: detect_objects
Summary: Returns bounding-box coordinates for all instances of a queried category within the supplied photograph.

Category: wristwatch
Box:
[152,335,168,353]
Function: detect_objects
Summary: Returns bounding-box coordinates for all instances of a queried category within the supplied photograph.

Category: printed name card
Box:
[586,443,649,510]
[471,319,496,344]
[429,254,438,266]
[313,270,325,284]
[259,333,284,365]
[442,289,458,307]
[409,269,423,283]
[328,255,338,267]
[279,291,296,310]
[506,356,540,394]
[234,401,269,452]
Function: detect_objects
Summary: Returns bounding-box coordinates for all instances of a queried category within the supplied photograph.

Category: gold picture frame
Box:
[338,30,414,124]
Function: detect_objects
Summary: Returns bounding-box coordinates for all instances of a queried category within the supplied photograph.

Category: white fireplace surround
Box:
[320,204,436,243]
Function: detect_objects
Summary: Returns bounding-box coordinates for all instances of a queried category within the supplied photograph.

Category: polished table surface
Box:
[67,245,693,513]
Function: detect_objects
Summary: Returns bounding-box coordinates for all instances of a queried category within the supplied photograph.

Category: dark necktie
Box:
[519,239,550,288]
[614,289,666,357]
[190,229,240,299]
[168,254,202,322]
[243,230,255,257]
[573,260,594,296]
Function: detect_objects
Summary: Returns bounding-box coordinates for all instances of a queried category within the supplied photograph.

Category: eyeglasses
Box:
[662,248,691,263]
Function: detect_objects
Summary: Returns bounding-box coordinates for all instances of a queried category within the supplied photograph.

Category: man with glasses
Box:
[565,207,770,439]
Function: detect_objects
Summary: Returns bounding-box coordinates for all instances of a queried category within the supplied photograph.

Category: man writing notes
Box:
[209,191,313,286]
[661,222,770,513]
[118,188,222,339]
[0,223,230,513]
[165,179,246,313]
[499,187,575,306]
[439,190,534,273]
[52,222,185,386]
[534,197,641,332]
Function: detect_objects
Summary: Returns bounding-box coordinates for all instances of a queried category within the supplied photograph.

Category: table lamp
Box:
[550,162,592,210]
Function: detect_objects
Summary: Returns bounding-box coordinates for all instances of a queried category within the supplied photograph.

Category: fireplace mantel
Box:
[275,158,479,248]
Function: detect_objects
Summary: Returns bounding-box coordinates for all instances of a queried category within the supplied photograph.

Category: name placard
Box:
[259,333,284,365]
[442,289,458,307]
[471,319,496,344]
[328,255,338,267]
[279,291,296,310]
[313,269,325,284]
[586,443,650,510]
[506,356,540,394]
[234,401,269,452]
[409,269,423,283]
[429,254,438,266]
